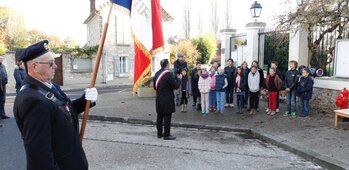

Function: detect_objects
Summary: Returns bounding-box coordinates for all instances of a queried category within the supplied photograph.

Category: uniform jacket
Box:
[285,69,299,91]
[297,76,314,100]
[153,68,180,114]
[198,74,211,93]
[14,75,93,170]
[14,67,26,91]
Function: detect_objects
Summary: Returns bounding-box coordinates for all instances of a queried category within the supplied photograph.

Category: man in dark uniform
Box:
[13,40,98,170]
[0,55,9,119]
[153,59,181,140]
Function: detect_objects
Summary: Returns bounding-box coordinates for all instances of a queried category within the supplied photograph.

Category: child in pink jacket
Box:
[198,68,211,114]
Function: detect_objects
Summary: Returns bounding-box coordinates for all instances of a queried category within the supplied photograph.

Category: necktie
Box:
[51,85,64,99]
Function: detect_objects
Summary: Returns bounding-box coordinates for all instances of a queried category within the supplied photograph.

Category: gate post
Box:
[246,22,266,66]
[289,26,309,67]
[220,29,237,68]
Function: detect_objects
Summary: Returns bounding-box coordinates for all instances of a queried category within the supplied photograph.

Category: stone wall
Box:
[62,54,103,85]
[311,87,341,114]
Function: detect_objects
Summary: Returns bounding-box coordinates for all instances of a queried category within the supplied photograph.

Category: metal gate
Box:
[258,29,289,75]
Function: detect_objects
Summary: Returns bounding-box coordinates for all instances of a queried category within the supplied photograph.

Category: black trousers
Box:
[156,113,172,137]
[180,91,188,105]
[244,90,249,106]
[249,91,259,109]
[225,85,234,104]
[0,87,6,117]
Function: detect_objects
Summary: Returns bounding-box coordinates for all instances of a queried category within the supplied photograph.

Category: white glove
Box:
[85,88,98,102]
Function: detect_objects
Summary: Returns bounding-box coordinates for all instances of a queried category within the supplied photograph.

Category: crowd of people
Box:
[172,54,315,118]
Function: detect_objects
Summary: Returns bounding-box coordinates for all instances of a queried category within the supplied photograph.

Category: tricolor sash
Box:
[155,70,169,90]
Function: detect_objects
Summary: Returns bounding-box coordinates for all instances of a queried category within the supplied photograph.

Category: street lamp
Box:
[250,1,262,21]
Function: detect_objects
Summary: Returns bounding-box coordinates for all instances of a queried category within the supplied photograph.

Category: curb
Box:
[250,129,349,170]
[86,114,250,133]
[85,114,349,170]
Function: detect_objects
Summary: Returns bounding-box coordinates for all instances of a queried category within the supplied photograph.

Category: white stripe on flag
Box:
[131,0,153,51]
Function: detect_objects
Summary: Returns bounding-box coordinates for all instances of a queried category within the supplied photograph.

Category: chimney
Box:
[90,0,96,13]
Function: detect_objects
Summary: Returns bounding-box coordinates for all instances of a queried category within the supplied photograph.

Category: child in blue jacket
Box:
[297,68,314,117]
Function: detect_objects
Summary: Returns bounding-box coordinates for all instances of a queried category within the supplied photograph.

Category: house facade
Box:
[84,0,134,84]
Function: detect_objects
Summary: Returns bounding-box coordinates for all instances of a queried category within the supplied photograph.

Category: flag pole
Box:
[80,2,114,143]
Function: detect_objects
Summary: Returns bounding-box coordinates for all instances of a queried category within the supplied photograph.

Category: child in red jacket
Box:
[265,67,282,116]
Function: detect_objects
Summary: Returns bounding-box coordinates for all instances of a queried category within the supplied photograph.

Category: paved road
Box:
[0,118,324,170]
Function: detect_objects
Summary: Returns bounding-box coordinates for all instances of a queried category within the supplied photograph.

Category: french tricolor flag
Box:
[111,0,164,94]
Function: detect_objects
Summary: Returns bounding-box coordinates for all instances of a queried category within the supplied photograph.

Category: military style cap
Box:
[20,40,50,62]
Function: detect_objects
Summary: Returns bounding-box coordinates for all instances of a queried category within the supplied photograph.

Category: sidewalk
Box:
[87,91,349,169]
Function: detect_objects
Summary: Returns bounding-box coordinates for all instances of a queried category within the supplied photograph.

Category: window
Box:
[119,56,127,73]
[115,56,129,76]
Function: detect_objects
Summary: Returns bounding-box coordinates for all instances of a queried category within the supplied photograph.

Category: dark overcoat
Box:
[14,75,94,170]
[153,68,180,114]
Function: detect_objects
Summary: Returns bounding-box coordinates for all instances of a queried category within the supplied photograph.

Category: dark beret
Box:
[20,40,49,62]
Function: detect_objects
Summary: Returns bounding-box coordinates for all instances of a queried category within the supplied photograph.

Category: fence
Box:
[310,26,349,76]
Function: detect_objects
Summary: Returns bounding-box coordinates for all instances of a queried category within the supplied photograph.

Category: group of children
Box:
[176,59,314,118]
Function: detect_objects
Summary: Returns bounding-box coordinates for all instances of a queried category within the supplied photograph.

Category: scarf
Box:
[201,73,209,79]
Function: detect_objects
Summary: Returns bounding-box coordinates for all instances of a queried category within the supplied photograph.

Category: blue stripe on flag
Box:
[111,0,132,11]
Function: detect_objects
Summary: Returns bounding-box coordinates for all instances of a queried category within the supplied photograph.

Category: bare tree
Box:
[211,0,220,37]
[277,0,349,69]
[183,2,191,39]
[224,0,232,29]
[198,12,203,34]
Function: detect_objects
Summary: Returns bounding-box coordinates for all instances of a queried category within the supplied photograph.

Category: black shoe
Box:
[247,108,251,111]
[164,135,176,140]
[192,103,196,107]
[1,115,9,119]
[0,124,3,127]
[157,134,163,138]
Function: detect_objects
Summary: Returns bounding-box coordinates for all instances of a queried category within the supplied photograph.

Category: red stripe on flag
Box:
[133,43,151,86]
[151,0,164,54]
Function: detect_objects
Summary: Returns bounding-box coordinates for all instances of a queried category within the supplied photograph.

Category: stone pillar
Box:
[220,29,237,68]
[289,27,309,67]
[245,22,266,66]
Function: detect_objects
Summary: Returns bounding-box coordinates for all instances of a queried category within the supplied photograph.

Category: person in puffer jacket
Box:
[198,68,211,115]
[297,68,314,118]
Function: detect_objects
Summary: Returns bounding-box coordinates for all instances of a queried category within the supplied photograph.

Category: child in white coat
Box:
[198,68,211,114]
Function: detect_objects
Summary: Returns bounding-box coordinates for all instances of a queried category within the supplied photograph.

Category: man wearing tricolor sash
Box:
[153,59,181,140]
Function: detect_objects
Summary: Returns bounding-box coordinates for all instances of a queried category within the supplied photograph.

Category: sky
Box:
[0,0,296,45]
